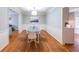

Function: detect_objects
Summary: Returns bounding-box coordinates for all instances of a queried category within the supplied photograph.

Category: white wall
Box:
[74,13,79,34]
[22,15,46,31]
[75,17,79,28]
[75,13,79,28]
[46,8,63,44]
[0,7,9,50]
[23,15,46,24]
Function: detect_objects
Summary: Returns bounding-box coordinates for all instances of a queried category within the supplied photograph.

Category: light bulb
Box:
[31,10,37,15]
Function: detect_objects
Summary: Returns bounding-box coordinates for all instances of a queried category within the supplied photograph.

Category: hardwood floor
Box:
[2,30,69,52]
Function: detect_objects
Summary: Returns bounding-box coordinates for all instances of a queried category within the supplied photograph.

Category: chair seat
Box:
[28,32,37,39]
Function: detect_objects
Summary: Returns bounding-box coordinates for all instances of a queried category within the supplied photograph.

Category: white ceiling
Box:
[69,7,79,13]
[69,7,79,17]
[20,7,49,15]
[21,7,48,11]
[9,9,18,16]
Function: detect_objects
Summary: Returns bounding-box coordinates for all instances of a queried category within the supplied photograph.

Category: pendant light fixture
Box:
[31,7,37,15]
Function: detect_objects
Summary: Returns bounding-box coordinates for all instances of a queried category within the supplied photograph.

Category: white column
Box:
[18,14,23,33]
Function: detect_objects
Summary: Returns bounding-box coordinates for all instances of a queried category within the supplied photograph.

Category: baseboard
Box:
[0,29,9,51]
[0,41,9,51]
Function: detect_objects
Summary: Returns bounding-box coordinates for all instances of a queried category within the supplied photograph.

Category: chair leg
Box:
[28,39,31,48]
[34,39,37,48]
[35,42,37,48]
[37,33,39,44]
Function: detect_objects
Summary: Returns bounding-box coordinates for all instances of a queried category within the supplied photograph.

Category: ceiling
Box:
[9,9,18,16]
[20,7,49,15]
[69,7,79,17]
[69,7,79,13]
[21,7,79,16]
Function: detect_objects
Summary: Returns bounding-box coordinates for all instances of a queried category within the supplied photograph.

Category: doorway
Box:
[74,13,79,45]
[9,9,19,42]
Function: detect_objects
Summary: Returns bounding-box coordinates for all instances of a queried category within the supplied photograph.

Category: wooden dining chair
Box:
[27,32,37,47]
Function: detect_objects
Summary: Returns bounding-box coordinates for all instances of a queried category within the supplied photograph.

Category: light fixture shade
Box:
[31,10,37,15]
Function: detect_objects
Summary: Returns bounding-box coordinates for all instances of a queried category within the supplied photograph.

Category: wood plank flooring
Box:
[2,30,69,52]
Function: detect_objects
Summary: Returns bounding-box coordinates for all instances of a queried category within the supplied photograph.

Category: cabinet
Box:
[63,28,74,44]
